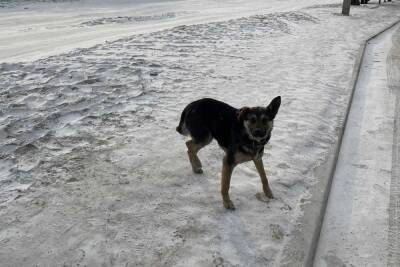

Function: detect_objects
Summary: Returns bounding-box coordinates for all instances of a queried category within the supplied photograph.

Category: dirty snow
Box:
[1,1,400,266]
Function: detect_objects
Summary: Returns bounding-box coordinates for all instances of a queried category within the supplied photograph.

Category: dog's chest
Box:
[235,143,264,164]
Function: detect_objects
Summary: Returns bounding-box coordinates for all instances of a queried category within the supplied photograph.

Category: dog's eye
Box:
[262,118,268,124]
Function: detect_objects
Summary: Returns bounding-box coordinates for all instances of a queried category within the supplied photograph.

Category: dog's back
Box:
[176,98,238,148]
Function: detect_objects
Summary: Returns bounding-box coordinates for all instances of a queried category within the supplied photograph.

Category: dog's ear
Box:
[237,107,250,122]
[266,96,281,119]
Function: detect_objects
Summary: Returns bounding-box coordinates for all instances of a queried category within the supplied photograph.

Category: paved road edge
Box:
[277,18,400,267]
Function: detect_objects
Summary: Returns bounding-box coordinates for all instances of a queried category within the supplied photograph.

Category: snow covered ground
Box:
[0,0,341,63]
[314,22,400,267]
[1,0,400,266]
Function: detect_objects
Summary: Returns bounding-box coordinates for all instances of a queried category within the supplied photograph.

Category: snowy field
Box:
[0,0,347,62]
[1,0,400,266]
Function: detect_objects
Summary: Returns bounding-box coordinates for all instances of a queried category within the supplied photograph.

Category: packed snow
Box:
[0,0,400,266]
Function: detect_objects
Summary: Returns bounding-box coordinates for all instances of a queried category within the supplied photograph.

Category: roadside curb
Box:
[278,18,400,267]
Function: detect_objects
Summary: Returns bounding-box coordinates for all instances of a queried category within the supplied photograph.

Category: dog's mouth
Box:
[249,129,268,141]
[252,129,266,138]
[244,121,270,142]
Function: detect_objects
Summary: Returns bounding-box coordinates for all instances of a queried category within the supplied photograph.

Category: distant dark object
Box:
[351,0,369,4]
[149,70,159,76]
[351,0,360,5]
[346,0,388,16]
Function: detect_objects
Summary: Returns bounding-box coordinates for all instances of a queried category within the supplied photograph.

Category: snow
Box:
[0,0,400,266]
[314,22,400,267]
[0,0,348,63]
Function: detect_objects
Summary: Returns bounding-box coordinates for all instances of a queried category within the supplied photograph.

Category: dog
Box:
[176,96,281,209]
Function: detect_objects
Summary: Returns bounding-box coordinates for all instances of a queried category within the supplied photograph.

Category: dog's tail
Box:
[176,108,189,136]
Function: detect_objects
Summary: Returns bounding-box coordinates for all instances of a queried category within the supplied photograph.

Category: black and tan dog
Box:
[176,97,281,209]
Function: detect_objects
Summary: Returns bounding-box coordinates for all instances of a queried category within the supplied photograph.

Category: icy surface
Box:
[0,1,400,266]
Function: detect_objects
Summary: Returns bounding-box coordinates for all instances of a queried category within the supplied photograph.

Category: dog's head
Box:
[238,96,281,142]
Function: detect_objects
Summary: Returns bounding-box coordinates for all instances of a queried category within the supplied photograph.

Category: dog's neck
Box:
[241,130,270,147]
[238,131,269,159]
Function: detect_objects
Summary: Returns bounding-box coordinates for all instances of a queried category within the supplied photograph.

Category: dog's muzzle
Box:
[253,129,266,138]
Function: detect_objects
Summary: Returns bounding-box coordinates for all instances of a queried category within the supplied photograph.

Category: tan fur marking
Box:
[253,158,274,198]
[186,140,204,173]
[221,156,235,210]
[234,151,253,164]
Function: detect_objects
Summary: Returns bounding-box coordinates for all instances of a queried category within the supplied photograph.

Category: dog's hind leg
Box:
[186,135,212,174]
[253,158,274,199]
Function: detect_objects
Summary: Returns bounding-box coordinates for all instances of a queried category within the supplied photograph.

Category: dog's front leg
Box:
[221,155,236,210]
[253,158,274,199]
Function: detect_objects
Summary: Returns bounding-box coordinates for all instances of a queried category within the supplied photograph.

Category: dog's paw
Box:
[223,200,235,210]
[263,187,274,199]
[192,167,203,174]
[255,192,270,203]
[265,191,274,199]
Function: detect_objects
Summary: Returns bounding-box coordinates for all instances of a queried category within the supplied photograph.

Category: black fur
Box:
[177,97,281,165]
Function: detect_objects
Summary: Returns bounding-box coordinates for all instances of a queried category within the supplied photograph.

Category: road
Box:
[314,22,400,267]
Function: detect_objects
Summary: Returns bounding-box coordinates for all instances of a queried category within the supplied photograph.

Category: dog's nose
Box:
[254,129,265,137]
